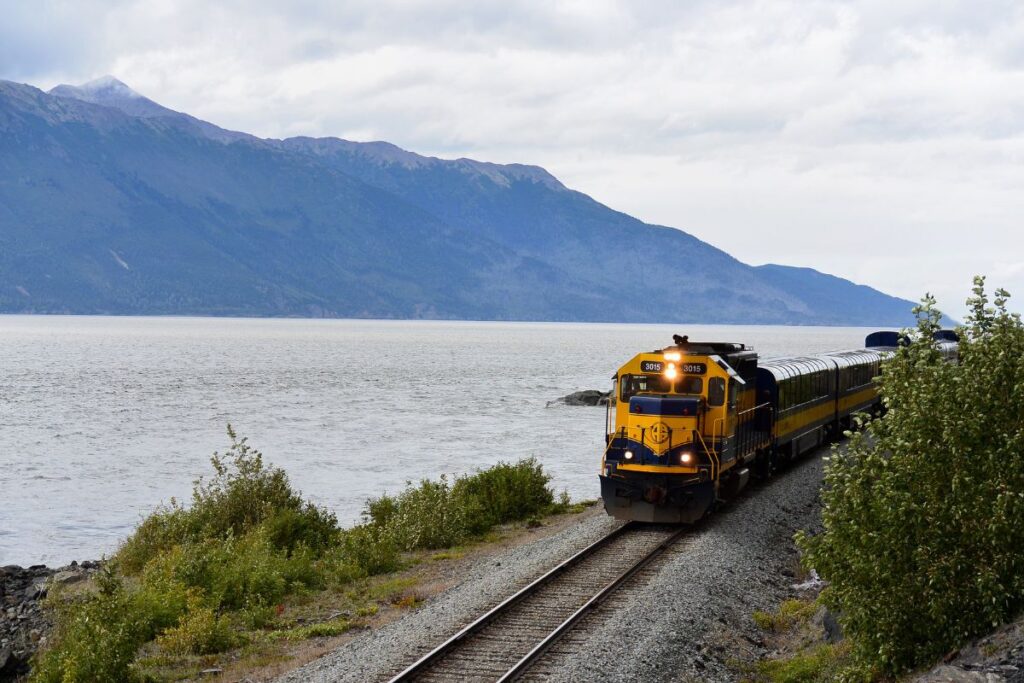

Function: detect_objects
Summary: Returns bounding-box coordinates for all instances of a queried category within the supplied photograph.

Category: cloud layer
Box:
[5,0,1024,316]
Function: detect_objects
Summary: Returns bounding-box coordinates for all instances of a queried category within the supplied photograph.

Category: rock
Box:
[199,667,224,676]
[0,645,27,679]
[916,665,1003,682]
[547,389,611,407]
[50,570,84,585]
[811,606,843,643]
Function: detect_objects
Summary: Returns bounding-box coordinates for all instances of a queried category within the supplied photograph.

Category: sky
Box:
[3,0,1023,317]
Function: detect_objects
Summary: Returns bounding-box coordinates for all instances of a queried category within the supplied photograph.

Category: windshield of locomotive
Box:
[620,373,704,401]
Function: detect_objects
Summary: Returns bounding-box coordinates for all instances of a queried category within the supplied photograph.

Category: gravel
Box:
[276,451,827,683]
[522,454,826,683]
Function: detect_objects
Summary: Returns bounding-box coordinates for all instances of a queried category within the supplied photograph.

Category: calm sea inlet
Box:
[1,316,881,565]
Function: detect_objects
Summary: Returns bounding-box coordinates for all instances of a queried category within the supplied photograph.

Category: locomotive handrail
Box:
[601,427,626,459]
[693,428,718,482]
[735,402,772,457]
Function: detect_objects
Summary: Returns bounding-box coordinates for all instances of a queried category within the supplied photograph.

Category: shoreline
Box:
[0,561,102,678]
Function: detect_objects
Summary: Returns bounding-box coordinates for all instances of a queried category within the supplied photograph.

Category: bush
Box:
[325,525,402,582]
[797,278,1024,676]
[117,425,339,573]
[363,458,557,551]
[33,572,147,683]
[163,529,320,609]
[156,594,236,655]
[452,458,554,535]
[35,429,565,681]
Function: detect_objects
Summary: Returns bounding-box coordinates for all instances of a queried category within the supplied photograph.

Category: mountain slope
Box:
[1,80,612,319]
[0,77,921,325]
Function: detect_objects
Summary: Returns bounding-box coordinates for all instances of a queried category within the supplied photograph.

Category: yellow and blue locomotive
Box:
[599,331,956,523]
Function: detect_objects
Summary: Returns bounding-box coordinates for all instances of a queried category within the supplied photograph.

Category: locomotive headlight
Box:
[624,450,634,460]
[664,351,682,362]
[665,363,678,380]
[680,451,693,465]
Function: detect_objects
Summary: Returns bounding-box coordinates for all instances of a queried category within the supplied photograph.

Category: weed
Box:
[754,643,863,683]
[753,599,817,633]
[355,604,379,617]
[264,618,351,642]
[365,576,419,604]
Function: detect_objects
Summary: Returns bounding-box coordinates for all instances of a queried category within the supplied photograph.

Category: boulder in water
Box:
[547,390,611,407]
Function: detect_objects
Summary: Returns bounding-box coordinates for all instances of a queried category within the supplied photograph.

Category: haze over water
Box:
[1,316,878,565]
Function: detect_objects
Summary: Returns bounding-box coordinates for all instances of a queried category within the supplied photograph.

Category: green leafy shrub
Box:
[363,458,557,551]
[33,572,147,683]
[452,458,554,535]
[156,594,236,655]
[117,425,339,573]
[167,530,320,609]
[322,525,402,583]
[239,597,279,630]
[797,278,1024,676]
[35,428,565,682]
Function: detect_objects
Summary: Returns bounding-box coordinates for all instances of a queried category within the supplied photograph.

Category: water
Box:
[0,316,879,565]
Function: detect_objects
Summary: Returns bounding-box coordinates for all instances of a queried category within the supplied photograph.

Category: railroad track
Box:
[387,522,688,683]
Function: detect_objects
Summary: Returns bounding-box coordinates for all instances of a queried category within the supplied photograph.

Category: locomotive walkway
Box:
[387,523,687,683]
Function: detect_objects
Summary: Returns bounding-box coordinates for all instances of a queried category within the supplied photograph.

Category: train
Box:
[599,330,958,523]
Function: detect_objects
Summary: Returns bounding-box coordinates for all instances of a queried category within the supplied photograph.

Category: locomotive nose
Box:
[627,396,700,454]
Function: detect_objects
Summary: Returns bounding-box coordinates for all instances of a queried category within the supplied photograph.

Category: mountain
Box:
[0,76,921,325]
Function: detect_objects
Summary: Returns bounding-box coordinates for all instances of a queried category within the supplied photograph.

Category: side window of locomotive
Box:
[607,378,618,434]
[727,379,737,409]
[708,377,725,406]
[678,376,703,394]
[620,374,633,401]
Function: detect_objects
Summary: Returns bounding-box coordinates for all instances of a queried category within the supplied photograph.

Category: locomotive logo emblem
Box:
[649,421,670,444]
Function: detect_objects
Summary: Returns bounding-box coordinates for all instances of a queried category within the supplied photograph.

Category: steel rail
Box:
[496,524,688,682]
[386,521,686,683]
[386,521,637,682]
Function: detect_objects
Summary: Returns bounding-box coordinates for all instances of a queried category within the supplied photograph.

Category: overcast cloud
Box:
[3,0,1023,317]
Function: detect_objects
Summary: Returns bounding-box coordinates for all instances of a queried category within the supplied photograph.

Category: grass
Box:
[752,599,818,633]
[752,642,854,683]
[32,427,584,683]
[262,618,352,643]
[363,576,419,604]
[746,598,868,683]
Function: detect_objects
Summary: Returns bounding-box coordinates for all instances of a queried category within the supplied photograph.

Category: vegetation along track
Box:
[387,522,687,683]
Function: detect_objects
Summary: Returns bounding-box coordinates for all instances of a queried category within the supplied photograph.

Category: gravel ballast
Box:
[277,452,827,683]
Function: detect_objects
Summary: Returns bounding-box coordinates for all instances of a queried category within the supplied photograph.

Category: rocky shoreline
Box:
[0,561,100,681]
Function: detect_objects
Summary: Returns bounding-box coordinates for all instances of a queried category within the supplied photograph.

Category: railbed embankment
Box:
[279,451,830,683]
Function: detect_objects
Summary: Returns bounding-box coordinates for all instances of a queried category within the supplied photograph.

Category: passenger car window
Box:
[708,377,725,406]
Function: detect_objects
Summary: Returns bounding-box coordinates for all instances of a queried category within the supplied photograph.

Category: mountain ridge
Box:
[1,77,925,326]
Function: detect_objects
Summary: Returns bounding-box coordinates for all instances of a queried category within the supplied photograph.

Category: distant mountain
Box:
[0,76,923,325]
